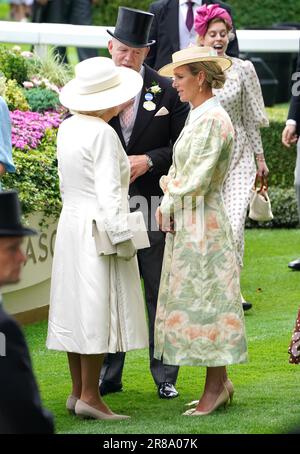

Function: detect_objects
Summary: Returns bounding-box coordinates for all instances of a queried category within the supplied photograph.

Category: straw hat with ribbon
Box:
[159,46,231,77]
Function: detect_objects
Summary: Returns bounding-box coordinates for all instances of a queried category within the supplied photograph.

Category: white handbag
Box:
[92,211,150,256]
[249,175,273,222]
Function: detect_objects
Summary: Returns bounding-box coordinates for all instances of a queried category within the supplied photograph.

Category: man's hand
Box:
[282,124,298,147]
[129,155,149,184]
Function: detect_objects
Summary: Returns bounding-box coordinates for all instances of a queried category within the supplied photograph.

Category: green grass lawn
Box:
[23,228,300,434]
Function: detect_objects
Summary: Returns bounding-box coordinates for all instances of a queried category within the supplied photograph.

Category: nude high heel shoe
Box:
[182,386,230,416]
[66,395,79,414]
[75,399,130,421]
[185,379,234,407]
[224,378,234,405]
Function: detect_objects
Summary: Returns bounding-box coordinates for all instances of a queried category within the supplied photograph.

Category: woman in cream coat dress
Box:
[46,57,147,420]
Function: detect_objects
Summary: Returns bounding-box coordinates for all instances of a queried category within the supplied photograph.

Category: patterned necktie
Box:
[186,1,194,32]
[120,100,135,128]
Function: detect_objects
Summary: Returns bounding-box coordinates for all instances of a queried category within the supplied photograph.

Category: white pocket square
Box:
[154,106,169,117]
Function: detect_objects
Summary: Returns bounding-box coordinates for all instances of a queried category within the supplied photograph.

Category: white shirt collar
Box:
[179,0,203,5]
[188,97,220,124]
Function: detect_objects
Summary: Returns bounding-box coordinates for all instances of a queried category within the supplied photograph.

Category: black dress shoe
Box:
[288,258,300,270]
[158,382,179,399]
[99,381,123,396]
[242,302,252,311]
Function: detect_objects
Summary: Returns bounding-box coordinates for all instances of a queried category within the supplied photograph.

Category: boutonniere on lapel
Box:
[143,81,162,111]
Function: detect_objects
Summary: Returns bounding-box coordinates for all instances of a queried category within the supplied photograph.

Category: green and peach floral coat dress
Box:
[154,97,248,367]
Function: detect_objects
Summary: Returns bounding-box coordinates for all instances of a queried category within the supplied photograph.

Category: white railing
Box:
[0,20,300,55]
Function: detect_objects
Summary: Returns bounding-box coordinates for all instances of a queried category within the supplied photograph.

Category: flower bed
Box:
[0,45,73,221]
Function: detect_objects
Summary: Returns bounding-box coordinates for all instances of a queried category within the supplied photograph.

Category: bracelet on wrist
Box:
[255,155,265,162]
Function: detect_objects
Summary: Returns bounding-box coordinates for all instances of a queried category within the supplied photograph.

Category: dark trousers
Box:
[32,0,98,63]
[100,229,179,387]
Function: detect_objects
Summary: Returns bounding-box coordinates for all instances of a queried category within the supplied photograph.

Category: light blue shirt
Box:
[0,96,15,188]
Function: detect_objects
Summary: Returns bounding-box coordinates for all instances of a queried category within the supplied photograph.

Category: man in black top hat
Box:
[0,190,54,434]
[99,7,189,399]
[145,0,239,71]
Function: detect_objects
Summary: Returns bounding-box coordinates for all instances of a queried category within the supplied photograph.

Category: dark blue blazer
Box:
[0,304,54,434]
[287,51,300,135]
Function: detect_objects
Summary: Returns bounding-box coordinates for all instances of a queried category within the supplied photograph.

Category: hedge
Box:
[93,1,300,29]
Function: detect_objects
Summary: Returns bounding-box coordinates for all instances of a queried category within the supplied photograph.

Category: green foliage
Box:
[27,49,74,88]
[92,0,150,25]
[0,45,28,85]
[246,187,299,229]
[4,79,29,111]
[0,74,6,97]
[2,128,62,221]
[261,120,296,189]
[229,0,300,29]
[25,87,60,112]
[92,1,300,29]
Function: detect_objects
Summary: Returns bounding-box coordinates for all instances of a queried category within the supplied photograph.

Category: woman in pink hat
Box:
[195,4,269,311]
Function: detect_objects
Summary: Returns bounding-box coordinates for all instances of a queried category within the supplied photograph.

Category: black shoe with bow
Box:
[242,302,252,311]
[158,382,179,399]
[288,258,300,270]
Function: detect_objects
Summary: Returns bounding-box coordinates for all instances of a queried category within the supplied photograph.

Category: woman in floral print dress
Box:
[155,46,248,416]
[195,4,269,311]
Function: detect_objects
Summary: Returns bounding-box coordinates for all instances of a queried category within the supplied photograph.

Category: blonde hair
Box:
[187,61,225,89]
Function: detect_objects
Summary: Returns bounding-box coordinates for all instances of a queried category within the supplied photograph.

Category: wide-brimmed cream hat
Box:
[159,46,231,77]
[59,57,143,111]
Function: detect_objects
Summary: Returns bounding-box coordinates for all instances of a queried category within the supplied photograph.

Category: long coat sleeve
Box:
[287,51,300,135]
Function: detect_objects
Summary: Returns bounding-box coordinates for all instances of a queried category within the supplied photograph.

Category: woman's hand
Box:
[116,239,136,260]
[155,207,175,233]
[256,159,269,178]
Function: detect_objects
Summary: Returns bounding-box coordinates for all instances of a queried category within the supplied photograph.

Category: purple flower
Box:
[10,110,63,150]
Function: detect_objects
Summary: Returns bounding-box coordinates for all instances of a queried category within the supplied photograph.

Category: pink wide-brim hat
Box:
[194,4,233,38]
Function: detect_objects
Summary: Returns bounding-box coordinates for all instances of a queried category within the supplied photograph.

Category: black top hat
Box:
[107,7,156,48]
[0,190,37,237]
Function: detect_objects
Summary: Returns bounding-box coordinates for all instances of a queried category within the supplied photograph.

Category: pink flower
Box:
[21,51,34,58]
[23,81,34,89]
[10,110,63,150]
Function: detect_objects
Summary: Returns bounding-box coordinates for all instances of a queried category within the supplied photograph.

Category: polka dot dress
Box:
[288,307,300,364]
[213,58,269,267]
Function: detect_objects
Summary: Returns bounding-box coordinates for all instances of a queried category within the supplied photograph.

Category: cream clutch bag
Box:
[92,211,150,256]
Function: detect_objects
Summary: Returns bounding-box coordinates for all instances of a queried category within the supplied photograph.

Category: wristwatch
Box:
[145,154,154,172]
